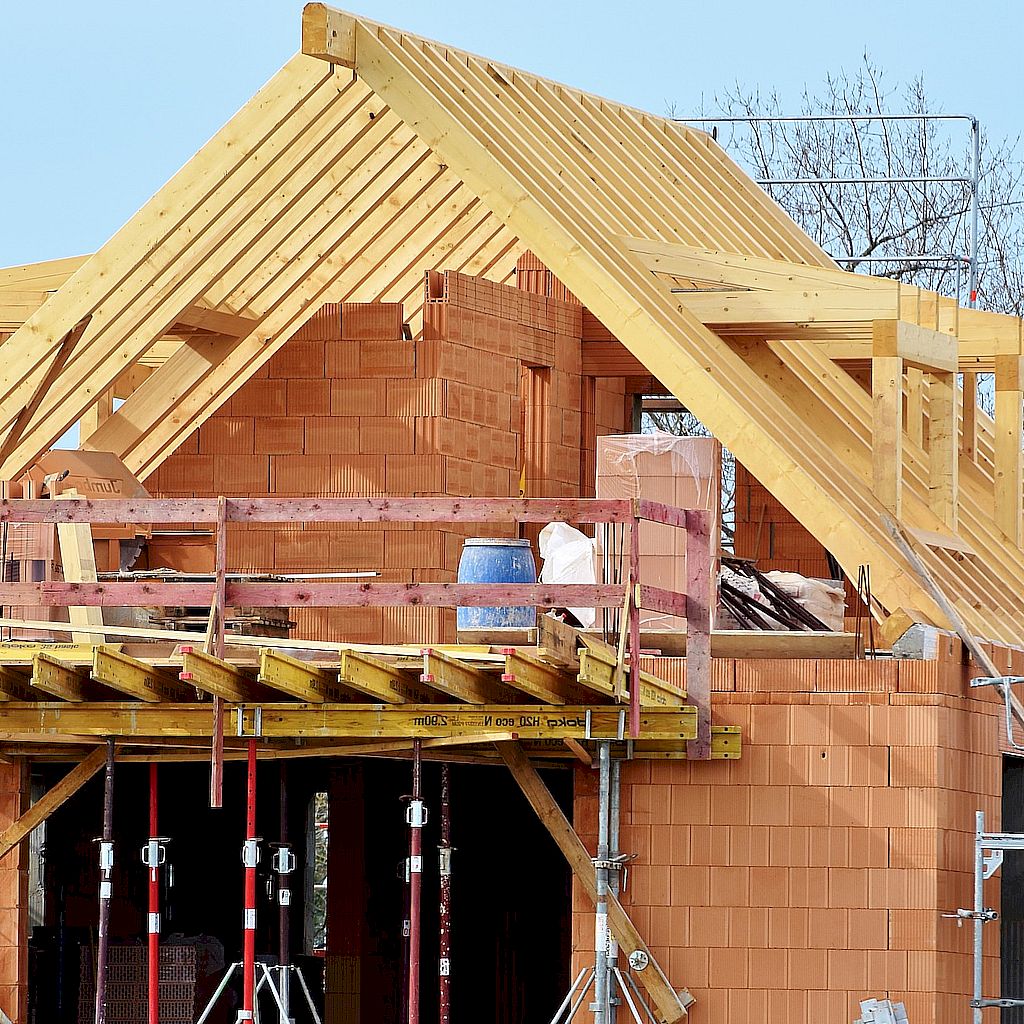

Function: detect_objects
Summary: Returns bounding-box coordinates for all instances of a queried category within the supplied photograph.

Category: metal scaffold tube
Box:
[592,742,611,1024]
[94,739,116,1024]
[277,763,292,1024]
[608,757,621,1024]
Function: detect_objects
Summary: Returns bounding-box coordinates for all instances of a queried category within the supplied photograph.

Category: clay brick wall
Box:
[146,271,630,643]
[572,653,1007,1022]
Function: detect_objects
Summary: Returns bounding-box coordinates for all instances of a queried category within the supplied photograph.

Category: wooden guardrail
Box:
[0,496,714,750]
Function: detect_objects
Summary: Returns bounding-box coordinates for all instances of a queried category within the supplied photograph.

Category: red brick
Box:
[226,379,287,418]
[199,417,254,455]
[286,378,331,415]
[359,417,414,454]
[304,418,360,455]
[267,339,325,378]
[254,417,304,454]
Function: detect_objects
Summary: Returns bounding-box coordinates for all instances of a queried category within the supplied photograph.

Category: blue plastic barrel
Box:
[456,538,538,630]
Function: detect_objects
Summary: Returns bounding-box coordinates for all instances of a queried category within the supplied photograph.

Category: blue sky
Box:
[1,1,1021,267]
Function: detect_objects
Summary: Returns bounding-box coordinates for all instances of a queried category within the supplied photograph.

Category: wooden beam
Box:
[55,491,105,643]
[961,372,977,462]
[31,654,96,701]
[91,648,190,702]
[578,629,864,659]
[0,704,697,741]
[0,666,33,701]
[927,371,958,530]
[905,367,925,447]
[174,302,258,338]
[0,747,107,861]
[500,649,591,704]
[684,507,712,759]
[420,648,521,704]
[872,322,903,517]
[259,649,349,702]
[0,319,88,469]
[577,644,687,707]
[179,649,260,702]
[302,2,358,66]
[339,650,439,704]
[497,740,692,1021]
[994,356,1024,545]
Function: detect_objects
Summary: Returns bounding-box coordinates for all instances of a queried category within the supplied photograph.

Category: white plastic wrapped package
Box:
[538,521,598,628]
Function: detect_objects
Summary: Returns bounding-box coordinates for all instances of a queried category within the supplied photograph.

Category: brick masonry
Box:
[573,653,1007,1022]
[146,270,630,643]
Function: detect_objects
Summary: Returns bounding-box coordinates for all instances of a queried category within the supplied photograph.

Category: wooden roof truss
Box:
[1,4,1024,644]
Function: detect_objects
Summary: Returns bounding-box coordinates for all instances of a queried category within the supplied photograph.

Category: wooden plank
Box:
[259,649,349,702]
[497,740,692,1021]
[994,356,1023,545]
[0,704,697,741]
[179,649,260,702]
[55,490,105,644]
[420,648,522,704]
[905,526,975,557]
[0,747,107,861]
[340,650,439,703]
[0,581,628,608]
[91,648,191,702]
[0,496,635,525]
[871,323,902,516]
[579,629,863,659]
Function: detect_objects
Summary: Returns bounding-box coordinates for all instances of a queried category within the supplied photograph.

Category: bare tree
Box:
[676,55,1024,414]
[703,56,1024,312]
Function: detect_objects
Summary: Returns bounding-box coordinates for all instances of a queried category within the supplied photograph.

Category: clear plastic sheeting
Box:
[538,521,598,628]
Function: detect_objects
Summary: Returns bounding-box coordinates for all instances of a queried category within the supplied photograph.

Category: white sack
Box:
[538,521,598,628]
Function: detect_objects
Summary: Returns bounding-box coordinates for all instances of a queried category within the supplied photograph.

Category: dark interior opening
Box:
[1002,754,1024,1019]
[27,754,573,1024]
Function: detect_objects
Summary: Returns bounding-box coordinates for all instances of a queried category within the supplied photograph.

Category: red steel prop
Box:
[241,738,258,1020]
[438,764,452,1024]
[407,739,425,1024]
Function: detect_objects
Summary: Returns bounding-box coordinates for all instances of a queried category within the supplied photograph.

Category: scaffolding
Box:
[677,113,982,306]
